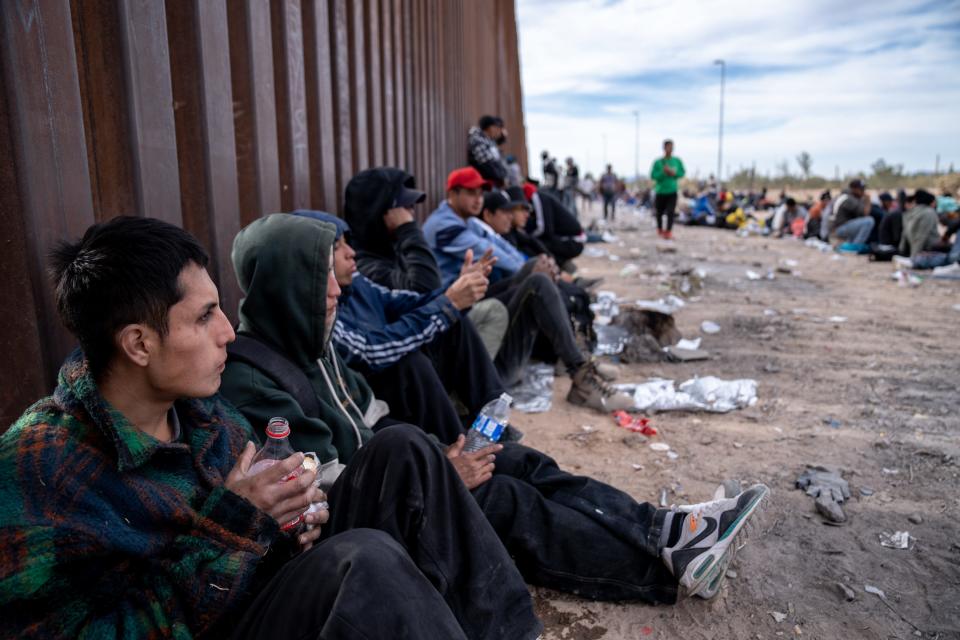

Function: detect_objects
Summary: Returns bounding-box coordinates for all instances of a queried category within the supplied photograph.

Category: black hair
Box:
[49,216,209,378]
[663,139,673,147]
[914,189,936,206]
[478,115,504,130]
[785,197,796,207]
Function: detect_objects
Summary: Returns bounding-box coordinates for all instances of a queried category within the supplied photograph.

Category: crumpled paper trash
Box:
[614,376,758,413]
[879,530,912,549]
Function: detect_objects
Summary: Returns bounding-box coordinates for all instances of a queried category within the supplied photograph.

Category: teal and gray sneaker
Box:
[661,483,770,598]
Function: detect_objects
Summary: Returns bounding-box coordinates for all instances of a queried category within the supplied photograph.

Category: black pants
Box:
[655,192,678,232]
[494,273,586,386]
[602,192,616,220]
[231,426,542,640]
[542,237,583,265]
[361,318,504,444]
[473,443,677,603]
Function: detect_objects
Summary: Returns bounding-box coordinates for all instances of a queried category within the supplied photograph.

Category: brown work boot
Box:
[594,361,620,381]
[567,362,635,411]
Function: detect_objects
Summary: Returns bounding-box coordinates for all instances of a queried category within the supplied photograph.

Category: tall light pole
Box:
[714,59,725,187]
[632,109,639,184]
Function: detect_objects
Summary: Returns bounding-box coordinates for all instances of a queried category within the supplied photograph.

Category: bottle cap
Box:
[499,392,513,405]
[265,417,291,439]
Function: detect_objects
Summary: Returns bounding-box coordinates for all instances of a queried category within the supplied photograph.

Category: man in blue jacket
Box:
[296,211,508,445]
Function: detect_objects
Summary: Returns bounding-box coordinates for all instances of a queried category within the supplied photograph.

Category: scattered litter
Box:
[649,442,671,452]
[836,582,857,601]
[770,611,788,623]
[908,513,923,524]
[594,324,631,356]
[664,346,710,362]
[859,486,875,496]
[763,308,779,317]
[616,376,758,413]
[827,316,847,323]
[732,441,743,448]
[507,363,555,413]
[590,291,621,325]
[608,254,621,262]
[864,584,885,599]
[746,270,762,280]
[895,270,923,287]
[882,467,899,475]
[631,463,644,470]
[864,583,925,634]
[796,465,850,524]
[619,263,640,278]
[656,243,677,254]
[635,295,686,314]
[823,417,842,429]
[675,338,702,350]
[726,569,738,579]
[701,320,721,334]
[658,487,669,507]
[612,410,658,436]
[581,425,595,433]
[879,530,912,549]
[763,363,781,373]
[804,238,832,252]
[666,450,679,460]
[584,246,609,258]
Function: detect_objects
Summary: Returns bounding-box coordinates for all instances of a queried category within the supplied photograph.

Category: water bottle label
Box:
[471,415,505,441]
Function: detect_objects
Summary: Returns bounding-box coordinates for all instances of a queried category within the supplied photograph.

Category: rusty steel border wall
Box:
[0,0,527,427]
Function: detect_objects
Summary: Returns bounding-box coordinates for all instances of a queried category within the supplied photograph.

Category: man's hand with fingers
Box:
[445,435,501,490]
[460,247,497,278]
[225,442,327,550]
[446,249,490,310]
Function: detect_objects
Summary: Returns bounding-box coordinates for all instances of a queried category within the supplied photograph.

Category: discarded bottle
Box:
[248,417,306,533]
[464,393,512,453]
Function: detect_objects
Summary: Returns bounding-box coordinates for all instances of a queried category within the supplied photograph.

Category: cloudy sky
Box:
[516,0,960,181]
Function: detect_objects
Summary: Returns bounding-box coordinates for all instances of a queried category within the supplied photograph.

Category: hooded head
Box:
[292,210,356,288]
[343,167,424,258]
[232,213,339,368]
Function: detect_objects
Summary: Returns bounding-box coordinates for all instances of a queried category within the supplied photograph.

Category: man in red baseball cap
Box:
[424,168,633,413]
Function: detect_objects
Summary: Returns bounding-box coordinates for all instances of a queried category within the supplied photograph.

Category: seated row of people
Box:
[0,167,771,636]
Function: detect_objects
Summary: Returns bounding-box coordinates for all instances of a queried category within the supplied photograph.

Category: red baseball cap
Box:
[446,167,491,191]
[522,182,537,201]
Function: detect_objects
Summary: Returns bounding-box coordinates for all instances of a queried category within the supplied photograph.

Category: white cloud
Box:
[517,0,960,180]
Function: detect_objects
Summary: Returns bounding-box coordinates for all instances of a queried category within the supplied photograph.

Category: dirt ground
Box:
[517,202,960,640]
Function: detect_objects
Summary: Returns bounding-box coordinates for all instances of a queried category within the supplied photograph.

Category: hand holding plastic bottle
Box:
[444,435,501,490]
[225,444,325,539]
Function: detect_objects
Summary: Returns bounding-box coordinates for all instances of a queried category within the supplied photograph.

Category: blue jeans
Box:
[835,217,875,244]
[911,234,960,269]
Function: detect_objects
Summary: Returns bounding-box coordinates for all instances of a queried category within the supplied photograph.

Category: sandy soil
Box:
[517,202,960,640]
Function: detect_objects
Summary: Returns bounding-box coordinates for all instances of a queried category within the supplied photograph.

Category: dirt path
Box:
[519,202,960,640]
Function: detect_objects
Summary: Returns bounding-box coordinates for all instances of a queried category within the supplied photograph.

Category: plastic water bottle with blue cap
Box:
[464,392,512,453]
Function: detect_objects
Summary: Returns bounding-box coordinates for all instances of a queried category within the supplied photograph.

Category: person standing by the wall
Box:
[650,139,685,240]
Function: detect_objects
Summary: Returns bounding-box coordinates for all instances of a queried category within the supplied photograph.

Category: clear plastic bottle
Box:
[248,417,305,533]
[464,393,512,453]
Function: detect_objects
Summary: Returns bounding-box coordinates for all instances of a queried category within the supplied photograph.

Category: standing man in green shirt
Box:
[651,139,686,240]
